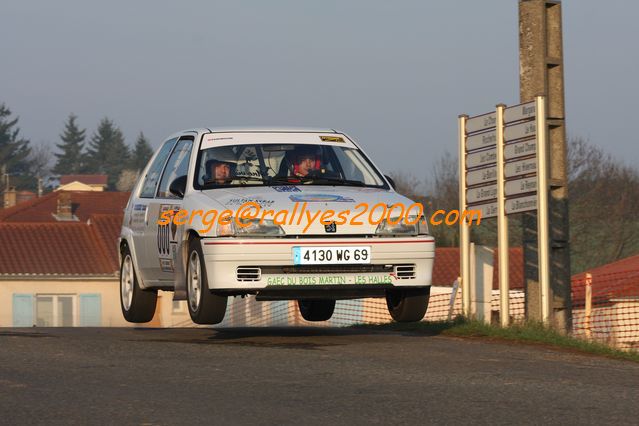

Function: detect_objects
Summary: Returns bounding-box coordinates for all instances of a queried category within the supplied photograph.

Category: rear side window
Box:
[157,138,193,199]
[139,138,177,198]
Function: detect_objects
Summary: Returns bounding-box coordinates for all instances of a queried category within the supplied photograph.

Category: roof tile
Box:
[0,222,118,275]
[59,174,108,185]
[0,191,129,222]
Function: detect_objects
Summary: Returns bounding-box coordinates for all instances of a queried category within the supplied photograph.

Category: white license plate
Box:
[293,246,371,265]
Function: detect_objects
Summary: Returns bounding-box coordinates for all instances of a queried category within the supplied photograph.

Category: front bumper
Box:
[200,236,435,293]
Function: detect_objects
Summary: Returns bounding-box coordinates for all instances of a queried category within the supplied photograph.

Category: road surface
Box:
[0,327,637,425]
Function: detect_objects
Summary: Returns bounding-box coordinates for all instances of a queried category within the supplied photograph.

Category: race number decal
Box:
[157,204,181,272]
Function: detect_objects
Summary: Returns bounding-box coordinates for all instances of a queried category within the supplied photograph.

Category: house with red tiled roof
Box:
[570,254,639,350]
[0,190,193,327]
[0,190,129,222]
[0,219,131,327]
[431,246,524,289]
[56,174,108,192]
[572,255,639,305]
[426,246,525,322]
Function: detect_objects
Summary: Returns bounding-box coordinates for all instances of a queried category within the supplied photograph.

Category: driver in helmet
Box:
[205,147,236,185]
[290,145,321,178]
[208,160,233,185]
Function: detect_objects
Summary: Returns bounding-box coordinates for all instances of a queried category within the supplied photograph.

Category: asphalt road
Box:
[0,327,638,425]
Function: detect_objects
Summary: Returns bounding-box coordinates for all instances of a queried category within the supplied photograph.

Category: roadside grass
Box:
[355,317,639,363]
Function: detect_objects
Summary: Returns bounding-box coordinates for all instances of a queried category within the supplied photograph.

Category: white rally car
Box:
[119,128,435,324]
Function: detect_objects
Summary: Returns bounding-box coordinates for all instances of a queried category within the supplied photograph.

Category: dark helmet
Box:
[290,145,321,175]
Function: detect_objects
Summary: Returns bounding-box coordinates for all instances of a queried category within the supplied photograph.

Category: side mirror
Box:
[169,175,187,198]
[384,174,396,190]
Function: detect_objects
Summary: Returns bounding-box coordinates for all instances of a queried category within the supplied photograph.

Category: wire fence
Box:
[571,270,639,351]
[167,269,639,351]
[206,287,527,329]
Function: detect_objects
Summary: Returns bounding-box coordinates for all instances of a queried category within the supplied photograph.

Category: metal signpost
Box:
[459,96,550,325]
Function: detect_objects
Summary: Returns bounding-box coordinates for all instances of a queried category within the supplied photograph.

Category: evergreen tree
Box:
[53,114,86,175]
[130,132,154,172]
[85,117,130,190]
[0,103,33,189]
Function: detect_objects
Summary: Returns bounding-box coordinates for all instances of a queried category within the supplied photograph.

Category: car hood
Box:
[198,185,418,235]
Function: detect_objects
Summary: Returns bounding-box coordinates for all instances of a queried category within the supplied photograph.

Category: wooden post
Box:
[584,272,593,338]
[458,115,471,317]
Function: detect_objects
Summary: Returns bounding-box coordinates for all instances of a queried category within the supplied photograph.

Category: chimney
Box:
[3,186,17,208]
[56,192,74,220]
[17,191,36,204]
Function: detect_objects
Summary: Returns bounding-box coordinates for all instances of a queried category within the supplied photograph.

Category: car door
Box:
[143,135,194,284]
[131,137,178,282]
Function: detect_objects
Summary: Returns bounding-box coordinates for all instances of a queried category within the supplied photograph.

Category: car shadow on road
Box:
[128,325,405,350]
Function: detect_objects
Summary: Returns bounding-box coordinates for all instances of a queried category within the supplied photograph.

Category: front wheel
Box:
[386,287,430,322]
[298,299,336,322]
[187,237,227,325]
[120,244,157,323]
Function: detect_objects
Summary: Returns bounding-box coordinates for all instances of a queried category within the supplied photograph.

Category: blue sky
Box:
[1,1,637,178]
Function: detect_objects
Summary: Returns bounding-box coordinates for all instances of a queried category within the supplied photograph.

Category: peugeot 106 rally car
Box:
[119,128,435,324]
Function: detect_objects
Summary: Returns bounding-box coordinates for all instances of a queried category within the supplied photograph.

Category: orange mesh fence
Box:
[211,287,519,328]
[571,270,639,351]
[167,269,639,351]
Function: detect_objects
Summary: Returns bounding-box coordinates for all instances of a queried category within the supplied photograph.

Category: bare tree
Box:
[26,142,55,194]
[388,172,427,202]
[390,138,639,268]
[116,169,139,192]
[568,137,639,272]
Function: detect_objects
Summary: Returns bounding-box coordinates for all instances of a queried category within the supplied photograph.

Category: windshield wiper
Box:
[201,176,297,188]
[299,176,368,187]
[201,176,270,189]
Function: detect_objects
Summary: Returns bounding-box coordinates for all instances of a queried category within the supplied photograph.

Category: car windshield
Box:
[194,143,387,189]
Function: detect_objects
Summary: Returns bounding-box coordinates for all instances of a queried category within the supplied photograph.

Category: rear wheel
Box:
[120,244,157,323]
[298,299,336,322]
[386,287,430,322]
[187,237,227,325]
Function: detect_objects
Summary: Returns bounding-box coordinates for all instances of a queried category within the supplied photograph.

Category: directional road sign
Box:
[466,166,497,186]
[466,130,497,152]
[505,195,537,215]
[504,101,536,124]
[505,176,537,197]
[504,138,536,161]
[504,120,536,142]
[466,148,496,168]
[504,158,537,178]
[466,112,496,134]
[466,183,497,204]
[470,201,498,219]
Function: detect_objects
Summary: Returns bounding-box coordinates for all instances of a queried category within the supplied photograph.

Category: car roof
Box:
[166,126,340,140]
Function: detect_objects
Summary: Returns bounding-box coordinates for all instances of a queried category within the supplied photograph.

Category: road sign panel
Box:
[504,101,536,124]
[504,158,536,178]
[504,138,536,160]
[466,130,496,152]
[505,176,537,197]
[504,120,536,142]
[505,195,537,215]
[466,112,496,134]
[466,166,497,186]
[466,148,496,168]
[470,201,497,219]
[466,183,497,204]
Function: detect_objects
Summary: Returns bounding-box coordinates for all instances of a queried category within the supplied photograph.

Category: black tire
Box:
[187,237,227,325]
[120,244,158,323]
[386,287,430,322]
[298,299,336,322]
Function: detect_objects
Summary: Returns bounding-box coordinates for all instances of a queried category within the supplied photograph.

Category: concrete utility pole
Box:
[519,0,571,330]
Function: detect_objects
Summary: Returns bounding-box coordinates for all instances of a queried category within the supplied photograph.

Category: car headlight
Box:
[217,218,285,237]
[375,215,429,236]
